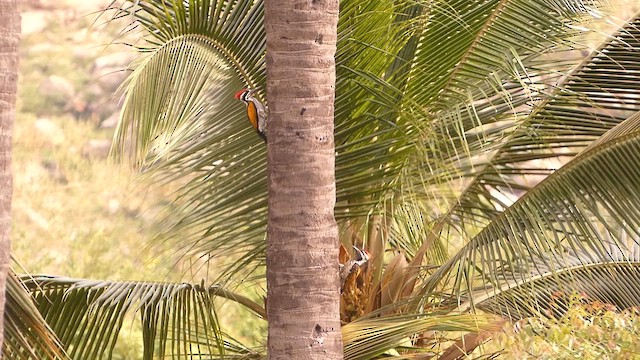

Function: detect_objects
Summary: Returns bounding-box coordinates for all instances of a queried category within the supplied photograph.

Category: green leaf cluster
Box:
[490,293,640,359]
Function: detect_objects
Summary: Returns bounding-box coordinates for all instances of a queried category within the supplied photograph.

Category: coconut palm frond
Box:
[113,35,241,164]
[421,110,640,319]
[473,14,640,210]
[414,1,590,110]
[336,0,602,217]
[3,271,67,359]
[110,0,267,163]
[336,1,606,274]
[416,12,640,260]
[342,313,499,360]
[22,275,265,359]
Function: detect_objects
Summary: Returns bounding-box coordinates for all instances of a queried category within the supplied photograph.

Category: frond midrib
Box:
[139,32,260,95]
[460,260,640,312]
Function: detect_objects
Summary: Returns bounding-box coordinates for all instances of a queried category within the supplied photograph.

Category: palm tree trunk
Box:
[0,0,19,349]
[264,0,343,358]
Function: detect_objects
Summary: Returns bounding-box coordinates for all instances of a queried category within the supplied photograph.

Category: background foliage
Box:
[489,294,640,359]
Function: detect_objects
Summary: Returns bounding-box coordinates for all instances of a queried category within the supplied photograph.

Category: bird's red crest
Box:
[234,88,248,100]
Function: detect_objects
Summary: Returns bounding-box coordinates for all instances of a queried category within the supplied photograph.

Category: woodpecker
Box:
[234,88,267,142]
[339,246,370,291]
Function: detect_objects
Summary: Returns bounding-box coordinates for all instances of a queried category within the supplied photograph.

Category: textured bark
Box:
[264,0,343,358]
[0,0,19,352]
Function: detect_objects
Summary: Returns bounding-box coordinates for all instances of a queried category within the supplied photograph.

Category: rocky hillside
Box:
[14,0,171,280]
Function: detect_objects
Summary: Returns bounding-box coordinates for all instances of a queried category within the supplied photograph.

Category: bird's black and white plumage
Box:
[340,246,370,291]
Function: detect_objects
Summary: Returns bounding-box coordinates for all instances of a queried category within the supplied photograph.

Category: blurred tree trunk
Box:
[0,0,19,350]
[264,0,343,358]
